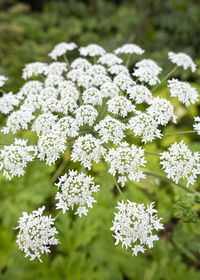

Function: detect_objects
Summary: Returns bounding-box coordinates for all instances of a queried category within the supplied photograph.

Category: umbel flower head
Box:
[0,92,19,114]
[16,206,59,262]
[114,43,144,55]
[71,134,106,169]
[0,139,36,179]
[133,59,162,85]
[0,41,199,261]
[128,111,162,143]
[168,51,196,72]
[160,141,200,187]
[167,79,198,107]
[105,142,146,186]
[55,170,100,217]
[111,200,163,256]
[48,42,77,60]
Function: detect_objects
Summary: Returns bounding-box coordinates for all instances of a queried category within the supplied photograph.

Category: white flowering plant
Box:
[0,42,200,262]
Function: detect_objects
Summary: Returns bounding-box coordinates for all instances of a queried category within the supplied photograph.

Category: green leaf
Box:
[173,195,198,223]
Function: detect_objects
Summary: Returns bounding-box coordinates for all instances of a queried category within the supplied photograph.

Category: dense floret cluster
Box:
[0,42,199,261]
[160,141,200,187]
[55,170,100,217]
[111,200,164,256]
[16,206,58,262]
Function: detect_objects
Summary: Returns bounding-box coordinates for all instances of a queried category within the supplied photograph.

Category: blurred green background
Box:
[0,0,200,279]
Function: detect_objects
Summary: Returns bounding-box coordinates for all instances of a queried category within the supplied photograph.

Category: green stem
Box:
[93,56,97,64]
[0,89,5,94]
[152,66,178,93]
[103,143,113,152]
[113,177,126,200]
[142,169,196,194]
[144,151,160,156]
[50,158,69,184]
[54,211,62,220]
[126,54,132,67]
[103,158,125,200]
[63,54,71,69]
[163,130,195,136]
[95,100,107,124]
[78,93,83,105]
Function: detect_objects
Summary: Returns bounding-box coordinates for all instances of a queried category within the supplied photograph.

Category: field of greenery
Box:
[0,0,200,279]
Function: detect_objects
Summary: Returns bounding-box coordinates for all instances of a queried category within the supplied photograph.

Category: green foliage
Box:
[173,195,198,223]
[0,0,200,279]
[0,0,200,91]
[1,169,200,279]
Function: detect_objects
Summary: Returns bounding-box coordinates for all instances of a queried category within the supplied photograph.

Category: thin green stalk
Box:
[135,78,139,84]
[103,142,112,150]
[95,100,107,123]
[103,158,125,200]
[50,158,69,184]
[78,93,83,105]
[113,176,126,200]
[152,66,178,93]
[0,89,6,94]
[125,132,136,136]
[79,129,91,134]
[63,54,71,69]
[163,130,195,136]
[54,211,62,220]
[93,56,97,64]
[142,169,197,194]
[126,54,132,67]
[144,151,160,156]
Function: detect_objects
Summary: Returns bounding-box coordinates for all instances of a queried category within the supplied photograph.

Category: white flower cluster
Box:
[58,116,79,137]
[22,62,48,80]
[0,92,19,114]
[98,53,123,66]
[75,105,98,126]
[168,51,196,72]
[71,134,105,169]
[108,65,129,76]
[147,97,177,125]
[82,87,103,105]
[37,131,66,165]
[0,41,199,260]
[111,200,163,256]
[167,79,198,107]
[107,96,135,117]
[49,42,77,60]
[127,85,152,104]
[133,59,162,85]
[0,139,36,179]
[113,72,134,91]
[114,43,144,55]
[100,81,119,98]
[55,170,100,217]
[18,80,43,99]
[2,107,35,134]
[16,206,58,262]
[105,142,146,186]
[160,141,200,187]
[79,44,105,57]
[94,116,126,144]
[128,112,162,143]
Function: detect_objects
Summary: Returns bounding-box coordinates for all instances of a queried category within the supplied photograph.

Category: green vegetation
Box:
[0,0,200,279]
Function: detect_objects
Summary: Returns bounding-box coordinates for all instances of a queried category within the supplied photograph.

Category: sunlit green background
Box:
[0,0,200,279]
